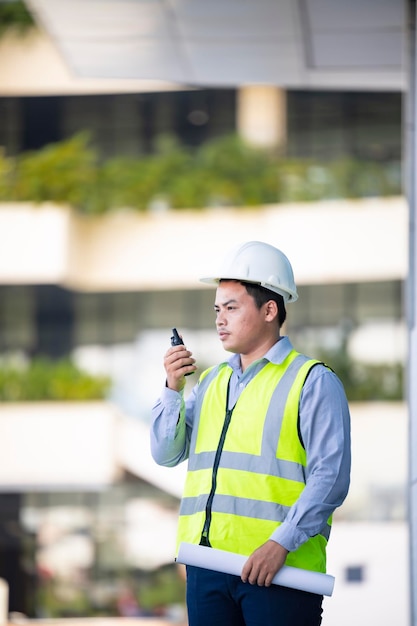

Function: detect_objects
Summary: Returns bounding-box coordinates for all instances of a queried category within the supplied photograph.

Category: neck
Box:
[240,335,280,372]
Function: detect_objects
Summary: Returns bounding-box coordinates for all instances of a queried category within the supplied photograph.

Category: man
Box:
[151,241,351,626]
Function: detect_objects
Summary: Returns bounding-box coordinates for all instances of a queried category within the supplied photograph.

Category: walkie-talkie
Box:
[171,328,193,375]
[171,328,184,347]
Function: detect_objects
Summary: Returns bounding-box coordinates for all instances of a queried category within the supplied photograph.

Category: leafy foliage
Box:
[0,0,34,36]
[0,357,111,401]
[0,132,402,213]
[9,132,98,209]
[317,346,404,402]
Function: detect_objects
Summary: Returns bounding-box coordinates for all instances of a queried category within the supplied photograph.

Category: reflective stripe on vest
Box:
[176,350,330,573]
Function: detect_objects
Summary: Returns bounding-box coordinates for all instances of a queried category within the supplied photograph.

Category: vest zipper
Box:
[200,382,234,547]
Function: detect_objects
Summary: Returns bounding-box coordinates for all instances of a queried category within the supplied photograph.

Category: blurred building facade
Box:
[0,20,409,626]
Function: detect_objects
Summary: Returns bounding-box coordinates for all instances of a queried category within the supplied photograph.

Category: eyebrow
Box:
[214,299,238,308]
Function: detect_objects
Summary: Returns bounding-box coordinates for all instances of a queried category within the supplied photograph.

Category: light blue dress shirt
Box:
[150,336,351,553]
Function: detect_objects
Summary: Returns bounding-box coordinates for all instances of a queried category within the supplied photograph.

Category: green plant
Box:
[36,579,95,618]
[0,357,111,401]
[11,132,99,210]
[317,346,404,402]
[192,134,280,207]
[0,147,13,200]
[1,132,403,213]
[0,1,34,36]
[137,565,185,614]
[101,136,193,211]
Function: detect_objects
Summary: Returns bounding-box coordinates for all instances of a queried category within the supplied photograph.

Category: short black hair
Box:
[241,281,287,327]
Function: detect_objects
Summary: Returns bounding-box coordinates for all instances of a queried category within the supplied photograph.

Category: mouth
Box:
[218,331,229,341]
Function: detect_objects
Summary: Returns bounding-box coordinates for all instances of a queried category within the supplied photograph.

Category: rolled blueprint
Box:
[176,542,335,597]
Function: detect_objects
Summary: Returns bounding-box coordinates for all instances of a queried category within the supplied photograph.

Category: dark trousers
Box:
[186,566,323,626]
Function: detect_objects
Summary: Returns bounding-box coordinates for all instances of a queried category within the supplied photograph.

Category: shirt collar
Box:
[225,336,295,372]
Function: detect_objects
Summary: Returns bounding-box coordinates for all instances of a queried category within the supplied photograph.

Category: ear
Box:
[264,300,279,322]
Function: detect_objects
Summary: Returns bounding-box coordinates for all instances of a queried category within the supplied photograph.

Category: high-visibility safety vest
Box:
[176,349,331,574]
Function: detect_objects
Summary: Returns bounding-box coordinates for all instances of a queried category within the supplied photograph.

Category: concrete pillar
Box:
[407,1,417,624]
[237,85,287,149]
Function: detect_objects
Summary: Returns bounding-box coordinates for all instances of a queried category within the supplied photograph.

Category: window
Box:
[345,565,365,583]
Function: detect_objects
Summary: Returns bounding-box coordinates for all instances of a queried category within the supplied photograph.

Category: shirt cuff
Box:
[270,522,309,553]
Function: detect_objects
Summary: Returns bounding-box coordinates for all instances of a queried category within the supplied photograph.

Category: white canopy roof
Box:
[26,0,406,91]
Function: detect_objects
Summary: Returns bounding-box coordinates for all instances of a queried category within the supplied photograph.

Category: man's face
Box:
[214,281,273,356]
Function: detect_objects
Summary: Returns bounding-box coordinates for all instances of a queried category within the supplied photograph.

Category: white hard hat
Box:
[200,241,298,303]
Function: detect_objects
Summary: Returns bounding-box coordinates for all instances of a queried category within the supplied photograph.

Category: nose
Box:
[216,310,226,327]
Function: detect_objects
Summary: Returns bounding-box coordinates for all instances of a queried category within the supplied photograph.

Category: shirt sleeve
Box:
[150,384,197,467]
[270,366,351,552]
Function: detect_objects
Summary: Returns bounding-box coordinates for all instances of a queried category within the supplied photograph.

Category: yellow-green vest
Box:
[176,349,331,573]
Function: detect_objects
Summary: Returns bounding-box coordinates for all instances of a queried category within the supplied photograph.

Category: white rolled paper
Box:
[176,542,335,597]
[0,578,8,625]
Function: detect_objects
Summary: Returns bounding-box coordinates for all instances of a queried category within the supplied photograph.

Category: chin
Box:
[222,342,238,354]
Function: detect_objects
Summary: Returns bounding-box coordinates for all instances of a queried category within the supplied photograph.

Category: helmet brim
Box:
[199,276,298,303]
